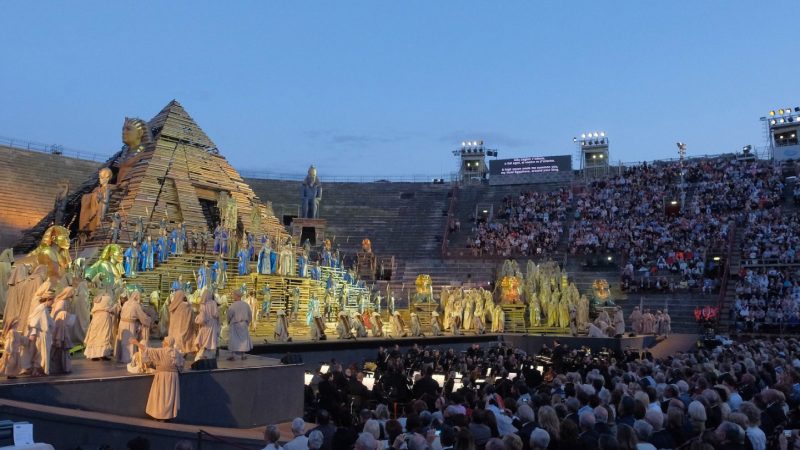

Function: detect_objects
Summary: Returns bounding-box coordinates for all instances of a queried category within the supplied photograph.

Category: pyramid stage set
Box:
[0,100,695,448]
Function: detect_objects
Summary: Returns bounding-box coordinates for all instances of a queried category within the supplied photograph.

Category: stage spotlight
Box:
[779,109,785,115]
[600,131,605,137]
[581,133,586,138]
[770,111,776,116]
[770,119,777,125]
[461,141,466,147]
[593,132,599,137]
[779,118,785,124]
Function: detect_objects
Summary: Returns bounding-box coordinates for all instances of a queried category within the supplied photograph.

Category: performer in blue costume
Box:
[306,294,318,327]
[220,229,229,256]
[247,232,255,261]
[212,255,227,288]
[297,251,308,278]
[157,231,169,263]
[141,236,155,271]
[257,240,271,274]
[237,246,250,276]
[269,246,278,275]
[123,241,139,277]
[310,264,321,281]
[169,228,178,255]
[213,224,222,254]
[197,261,211,290]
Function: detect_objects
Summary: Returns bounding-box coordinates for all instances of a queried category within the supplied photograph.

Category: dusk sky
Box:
[1,2,797,179]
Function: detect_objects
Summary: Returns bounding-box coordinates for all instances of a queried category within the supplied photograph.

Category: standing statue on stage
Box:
[133,217,145,245]
[110,211,122,243]
[300,165,322,219]
[52,182,70,226]
[79,167,113,234]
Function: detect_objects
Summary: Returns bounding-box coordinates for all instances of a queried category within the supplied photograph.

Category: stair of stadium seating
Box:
[246,179,450,259]
[443,182,570,257]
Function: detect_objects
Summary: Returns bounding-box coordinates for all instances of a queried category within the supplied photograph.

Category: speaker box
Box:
[281,353,303,365]
[191,358,218,371]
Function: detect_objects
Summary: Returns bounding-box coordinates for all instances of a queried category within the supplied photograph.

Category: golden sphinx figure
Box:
[19,225,72,278]
[85,244,125,284]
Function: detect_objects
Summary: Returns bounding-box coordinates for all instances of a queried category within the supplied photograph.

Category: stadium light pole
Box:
[676,142,687,212]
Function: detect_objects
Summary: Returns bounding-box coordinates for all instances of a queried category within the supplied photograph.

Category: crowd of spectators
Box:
[273,339,800,450]
[741,211,799,266]
[732,267,800,333]
[468,189,569,257]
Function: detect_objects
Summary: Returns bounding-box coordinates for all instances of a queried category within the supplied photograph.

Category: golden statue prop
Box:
[499,275,522,304]
[85,244,125,284]
[414,274,433,303]
[361,238,372,254]
[20,225,72,278]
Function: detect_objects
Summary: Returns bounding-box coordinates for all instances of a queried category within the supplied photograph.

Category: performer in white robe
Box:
[131,337,184,420]
[628,306,643,335]
[117,291,152,364]
[431,311,443,336]
[370,312,384,337]
[410,312,424,337]
[168,290,195,354]
[352,311,368,338]
[0,319,23,378]
[642,310,656,334]
[50,287,74,374]
[4,264,47,334]
[391,311,407,337]
[613,307,625,336]
[69,277,91,345]
[226,291,253,360]
[587,321,606,337]
[0,248,13,313]
[194,290,220,361]
[84,289,119,360]
[22,294,55,375]
[336,311,354,339]
[473,309,485,335]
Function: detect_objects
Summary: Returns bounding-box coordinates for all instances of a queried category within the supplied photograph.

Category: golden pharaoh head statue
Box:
[415,274,432,293]
[27,225,72,277]
[122,117,152,153]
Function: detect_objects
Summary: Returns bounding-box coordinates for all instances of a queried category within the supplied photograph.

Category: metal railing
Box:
[0,135,110,162]
[239,170,456,183]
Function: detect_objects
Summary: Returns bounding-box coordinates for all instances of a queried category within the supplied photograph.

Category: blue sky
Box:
[1,1,797,178]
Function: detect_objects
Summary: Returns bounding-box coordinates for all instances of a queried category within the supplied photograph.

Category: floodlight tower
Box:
[452,140,498,184]
[676,142,687,212]
[761,106,800,160]
[575,131,609,181]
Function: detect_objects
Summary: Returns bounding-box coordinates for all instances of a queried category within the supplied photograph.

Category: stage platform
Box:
[0,350,304,429]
